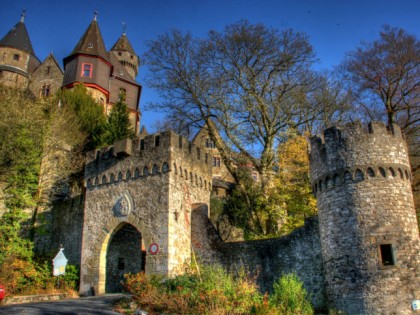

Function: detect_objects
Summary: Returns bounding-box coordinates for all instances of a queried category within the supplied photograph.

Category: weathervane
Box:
[122,21,127,35]
[20,8,26,23]
[93,11,98,21]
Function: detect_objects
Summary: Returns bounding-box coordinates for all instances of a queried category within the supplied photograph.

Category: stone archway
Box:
[98,223,146,293]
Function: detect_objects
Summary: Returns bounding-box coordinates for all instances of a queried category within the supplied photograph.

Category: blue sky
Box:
[1,0,420,129]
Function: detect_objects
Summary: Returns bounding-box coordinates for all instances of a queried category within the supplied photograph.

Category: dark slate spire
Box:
[110,32,136,55]
[0,11,36,55]
[70,12,110,62]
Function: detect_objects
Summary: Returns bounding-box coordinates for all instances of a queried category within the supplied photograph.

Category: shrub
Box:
[269,273,314,315]
[123,266,313,315]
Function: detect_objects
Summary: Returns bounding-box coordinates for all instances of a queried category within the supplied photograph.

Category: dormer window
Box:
[81,63,92,78]
[87,43,93,49]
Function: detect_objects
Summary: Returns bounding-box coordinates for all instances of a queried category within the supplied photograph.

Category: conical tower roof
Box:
[111,32,136,55]
[0,14,36,55]
[70,15,110,62]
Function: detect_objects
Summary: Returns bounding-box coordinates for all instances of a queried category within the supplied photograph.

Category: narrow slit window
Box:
[379,244,396,267]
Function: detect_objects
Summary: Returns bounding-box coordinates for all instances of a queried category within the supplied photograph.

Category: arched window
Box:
[118,172,123,181]
[102,175,108,184]
[367,167,375,178]
[94,177,99,186]
[143,166,149,176]
[152,164,159,175]
[126,170,132,180]
[379,167,386,178]
[134,168,140,178]
[389,167,396,177]
[398,168,403,179]
[355,169,364,181]
[162,162,169,173]
[110,173,115,183]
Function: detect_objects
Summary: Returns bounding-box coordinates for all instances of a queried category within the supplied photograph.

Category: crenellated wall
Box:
[80,131,212,295]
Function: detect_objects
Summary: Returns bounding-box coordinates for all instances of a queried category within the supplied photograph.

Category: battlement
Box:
[310,121,402,153]
[87,131,212,167]
[84,130,213,190]
[309,121,410,187]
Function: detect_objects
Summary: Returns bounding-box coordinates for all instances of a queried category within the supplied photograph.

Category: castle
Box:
[1,13,419,315]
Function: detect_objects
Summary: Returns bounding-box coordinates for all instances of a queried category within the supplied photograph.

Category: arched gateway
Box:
[80,133,212,295]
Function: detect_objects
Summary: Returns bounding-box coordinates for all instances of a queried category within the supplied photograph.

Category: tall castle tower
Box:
[62,13,142,133]
[110,29,139,79]
[309,122,420,314]
[0,12,40,89]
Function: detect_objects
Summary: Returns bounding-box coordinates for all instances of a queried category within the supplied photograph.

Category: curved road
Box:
[0,294,127,315]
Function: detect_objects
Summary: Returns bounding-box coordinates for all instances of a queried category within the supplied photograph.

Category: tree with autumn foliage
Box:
[223,132,316,239]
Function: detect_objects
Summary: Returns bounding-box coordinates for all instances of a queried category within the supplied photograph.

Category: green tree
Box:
[102,99,134,145]
[57,85,107,150]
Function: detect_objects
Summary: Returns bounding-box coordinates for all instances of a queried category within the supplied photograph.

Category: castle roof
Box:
[111,33,136,55]
[70,17,110,62]
[0,18,36,56]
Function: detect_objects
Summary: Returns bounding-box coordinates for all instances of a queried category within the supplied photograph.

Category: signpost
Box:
[52,247,68,287]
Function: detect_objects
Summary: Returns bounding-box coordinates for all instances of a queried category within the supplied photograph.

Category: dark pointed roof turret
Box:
[70,12,110,62]
[110,32,136,55]
[0,11,36,56]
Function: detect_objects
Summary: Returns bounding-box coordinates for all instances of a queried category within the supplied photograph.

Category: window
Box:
[13,54,20,61]
[41,84,50,97]
[213,156,221,167]
[118,257,125,270]
[379,244,396,268]
[118,52,122,56]
[81,63,92,77]
[206,138,215,148]
[46,66,51,75]
[119,88,126,101]
[87,43,93,49]
[196,148,200,160]
[140,139,145,150]
[155,136,160,147]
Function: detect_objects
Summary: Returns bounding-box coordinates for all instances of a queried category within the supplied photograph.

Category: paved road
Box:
[0,294,127,315]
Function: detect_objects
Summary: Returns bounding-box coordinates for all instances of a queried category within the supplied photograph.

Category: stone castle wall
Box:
[215,217,326,309]
[80,132,212,294]
[309,122,420,314]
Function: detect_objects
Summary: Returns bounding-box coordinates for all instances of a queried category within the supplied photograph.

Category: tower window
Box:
[81,63,93,77]
[119,88,126,101]
[213,156,221,167]
[41,84,51,97]
[155,135,160,147]
[13,54,20,61]
[206,138,215,148]
[378,243,396,268]
[87,43,93,49]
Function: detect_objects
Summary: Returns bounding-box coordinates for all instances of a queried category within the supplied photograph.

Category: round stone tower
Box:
[309,122,420,315]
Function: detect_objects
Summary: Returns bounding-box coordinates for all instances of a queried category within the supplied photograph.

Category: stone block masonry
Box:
[310,121,420,315]
[80,131,212,295]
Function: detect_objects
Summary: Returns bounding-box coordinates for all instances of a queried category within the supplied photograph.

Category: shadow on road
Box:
[0,293,128,315]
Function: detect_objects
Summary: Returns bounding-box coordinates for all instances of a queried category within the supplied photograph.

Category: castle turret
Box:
[110,30,139,79]
[309,122,420,314]
[62,13,112,104]
[0,11,40,89]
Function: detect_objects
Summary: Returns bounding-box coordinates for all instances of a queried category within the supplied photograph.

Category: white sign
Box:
[413,300,420,311]
[52,248,68,276]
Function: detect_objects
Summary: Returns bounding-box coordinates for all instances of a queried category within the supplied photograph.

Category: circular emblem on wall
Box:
[149,243,159,255]
[113,193,133,217]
